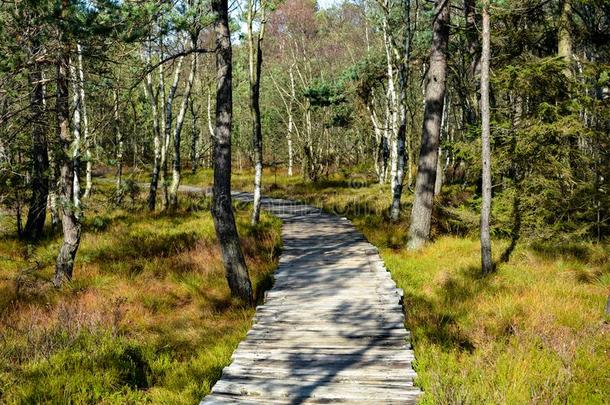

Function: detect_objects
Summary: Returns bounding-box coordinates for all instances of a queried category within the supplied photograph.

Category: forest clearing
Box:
[1,0,609,403]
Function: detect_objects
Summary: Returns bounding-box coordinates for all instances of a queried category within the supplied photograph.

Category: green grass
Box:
[219,167,610,404]
[2,168,608,403]
[0,184,281,404]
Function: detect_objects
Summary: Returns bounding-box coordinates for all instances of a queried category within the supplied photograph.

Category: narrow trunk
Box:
[114,89,123,204]
[76,44,92,199]
[249,0,267,225]
[407,0,449,250]
[390,0,412,221]
[558,0,572,77]
[207,85,215,167]
[287,65,296,176]
[69,58,82,211]
[145,47,161,211]
[54,37,82,287]
[23,57,49,240]
[480,0,493,273]
[382,16,399,194]
[169,42,197,209]
[464,0,480,123]
[211,0,254,304]
[162,56,184,210]
[190,99,199,174]
[434,94,449,195]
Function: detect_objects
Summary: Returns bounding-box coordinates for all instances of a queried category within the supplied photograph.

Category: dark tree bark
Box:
[407,0,449,250]
[464,0,480,123]
[480,0,493,274]
[23,57,49,240]
[54,35,82,287]
[114,88,124,205]
[145,47,161,211]
[211,0,254,304]
[390,0,412,222]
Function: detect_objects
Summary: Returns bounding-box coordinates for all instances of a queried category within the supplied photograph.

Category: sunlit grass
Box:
[258,169,610,404]
[0,185,281,404]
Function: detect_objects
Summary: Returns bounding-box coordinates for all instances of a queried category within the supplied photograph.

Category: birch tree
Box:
[169,37,198,209]
[247,0,268,225]
[390,0,412,221]
[161,56,184,209]
[54,8,82,286]
[75,44,92,199]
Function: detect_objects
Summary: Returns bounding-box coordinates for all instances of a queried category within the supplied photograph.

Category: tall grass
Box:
[252,169,610,404]
[0,187,281,404]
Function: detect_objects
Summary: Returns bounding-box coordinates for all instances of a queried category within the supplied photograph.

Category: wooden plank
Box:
[202,393,418,404]
[200,197,420,403]
[218,370,416,387]
[230,349,415,363]
[210,379,421,401]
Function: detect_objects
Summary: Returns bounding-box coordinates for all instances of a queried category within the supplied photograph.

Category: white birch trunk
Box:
[69,58,81,212]
[74,44,92,199]
[160,56,184,209]
[169,45,197,209]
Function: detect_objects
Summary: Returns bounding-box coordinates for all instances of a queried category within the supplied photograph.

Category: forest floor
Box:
[0,182,281,403]
[182,167,610,404]
[0,168,609,404]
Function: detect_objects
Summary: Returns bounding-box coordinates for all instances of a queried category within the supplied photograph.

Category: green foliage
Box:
[303,80,346,107]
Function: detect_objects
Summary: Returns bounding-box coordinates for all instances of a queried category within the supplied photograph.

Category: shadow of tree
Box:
[403,265,505,353]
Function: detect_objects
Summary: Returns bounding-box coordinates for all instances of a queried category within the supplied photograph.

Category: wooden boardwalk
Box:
[201,194,421,404]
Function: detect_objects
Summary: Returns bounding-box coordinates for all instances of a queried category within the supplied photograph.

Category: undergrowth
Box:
[0,184,281,404]
[223,167,610,404]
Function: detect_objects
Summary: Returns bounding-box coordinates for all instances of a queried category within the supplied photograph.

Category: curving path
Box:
[198,191,421,404]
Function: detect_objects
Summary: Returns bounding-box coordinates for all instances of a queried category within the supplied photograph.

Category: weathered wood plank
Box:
[200,195,421,403]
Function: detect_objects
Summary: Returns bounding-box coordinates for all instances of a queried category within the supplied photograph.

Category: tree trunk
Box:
[207,85,215,168]
[169,42,197,209]
[161,56,184,210]
[382,15,399,195]
[558,0,572,77]
[480,0,493,274]
[390,0,412,221]
[76,44,92,199]
[464,0,480,123]
[211,0,254,304]
[145,46,161,211]
[287,65,296,176]
[434,94,449,196]
[54,37,82,287]
[69,57,82,212]
[407,0,449,250]
[23,57,49,240]
[190,99,199,174]
[249,0,267,225]
[114,89,123,204]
